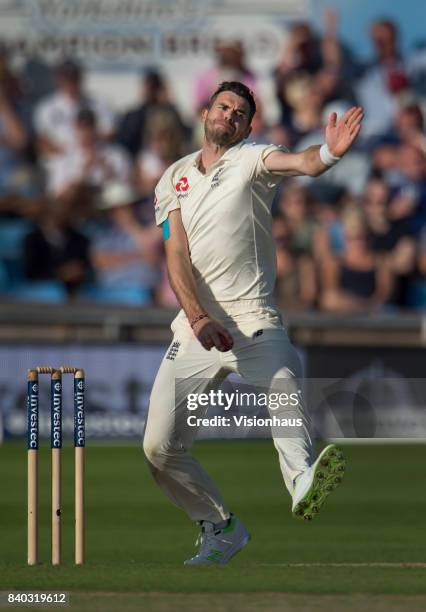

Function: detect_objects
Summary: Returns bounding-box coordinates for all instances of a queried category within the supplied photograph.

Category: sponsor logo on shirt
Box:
[175,177,189,193]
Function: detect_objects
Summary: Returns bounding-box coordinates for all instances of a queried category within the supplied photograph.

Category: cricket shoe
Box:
[292,444,346,521]
[184,515,250,565]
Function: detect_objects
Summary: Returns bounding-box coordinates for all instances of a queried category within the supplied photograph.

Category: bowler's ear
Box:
[245,125,252,139]
[201,108,208,123]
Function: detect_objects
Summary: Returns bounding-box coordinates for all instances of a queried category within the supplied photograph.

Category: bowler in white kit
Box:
[143,81,363,564]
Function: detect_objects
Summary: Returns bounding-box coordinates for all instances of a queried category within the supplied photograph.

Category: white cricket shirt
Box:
[154,141,287,326]
[34,92,114,152]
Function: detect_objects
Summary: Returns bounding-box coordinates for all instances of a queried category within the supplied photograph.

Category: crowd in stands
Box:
[0,13,425,312]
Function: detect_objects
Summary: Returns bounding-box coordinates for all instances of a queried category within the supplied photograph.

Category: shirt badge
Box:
[175,177,189,193]
[211,167,224,189]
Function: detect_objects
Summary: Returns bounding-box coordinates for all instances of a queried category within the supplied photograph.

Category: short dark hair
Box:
[208,81,256,123]
[143,68,164,89]
[372,19,398,38]
[55,58,82,81]
[76,107,97,128]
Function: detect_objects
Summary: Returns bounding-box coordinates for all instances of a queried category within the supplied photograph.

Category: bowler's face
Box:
[203,91,252,147]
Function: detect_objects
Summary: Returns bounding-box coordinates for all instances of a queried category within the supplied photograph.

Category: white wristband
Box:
[319,143,341,166]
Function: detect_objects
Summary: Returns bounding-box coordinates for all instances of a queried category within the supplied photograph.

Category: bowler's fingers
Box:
[201,331,221,351]
[339,107,356,126]
[211,330,230,352]
[217,330,234,352]
[350,107,363,125]
[202,336,214,351]
[340,106,362,128]
[202,330,233,352]
[328,111,337,128]
[195,320,234,352]
[345,107,363,129]
[349,124,362,142]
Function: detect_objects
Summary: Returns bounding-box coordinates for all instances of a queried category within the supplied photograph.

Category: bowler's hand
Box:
[325,106,363,157]
[192,318,234,352]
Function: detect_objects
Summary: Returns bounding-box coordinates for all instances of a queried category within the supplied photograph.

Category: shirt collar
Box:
[220,140,245,161]
[192,140,245,169]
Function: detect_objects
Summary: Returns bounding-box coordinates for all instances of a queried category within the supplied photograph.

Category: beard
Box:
[204,117,240,147]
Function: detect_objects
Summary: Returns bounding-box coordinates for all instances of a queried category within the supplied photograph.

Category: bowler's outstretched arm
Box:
[264,106,364,177]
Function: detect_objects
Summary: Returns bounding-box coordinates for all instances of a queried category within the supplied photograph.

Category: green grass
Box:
[1,441,425,609]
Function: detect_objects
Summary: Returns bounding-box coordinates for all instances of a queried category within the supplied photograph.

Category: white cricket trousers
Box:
[143,301,314,523]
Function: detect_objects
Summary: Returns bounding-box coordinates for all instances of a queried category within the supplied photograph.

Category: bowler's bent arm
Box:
[164,208,207,324]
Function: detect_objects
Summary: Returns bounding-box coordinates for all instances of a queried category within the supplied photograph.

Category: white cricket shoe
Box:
[292,444,346,521]
[184,515,250,565]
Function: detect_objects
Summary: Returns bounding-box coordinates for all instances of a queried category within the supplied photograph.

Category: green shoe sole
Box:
[293,444,346,521]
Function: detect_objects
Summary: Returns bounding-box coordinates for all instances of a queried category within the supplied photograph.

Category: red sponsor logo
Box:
[175,176,189,192]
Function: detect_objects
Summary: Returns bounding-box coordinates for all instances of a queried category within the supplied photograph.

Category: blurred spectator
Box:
[409,226,426,309]
[388,143,426,235]
[48,108,130,218]
[21,55,55,109]
[317,9,358,102]
[371,144,399,180]
[244,101,292,149]
[275,23,322,80]
[356,19,410,139]
[368,104,425,182]
[245,102,269,145]
[363,176,417,307]
[23,198,91,297]
[117,69,187,160]
[155,259,180,308]
[320,210,392,313]
[273,213,317,311]
[314,66,354,108]
[312,195,346,263]
[274,12,357,130]
[134,107,185,200]
[34,58,114,162]
[277,71,323,146]
[194,39,256,111]
[266,124,293,151]
[278,182,318,255]
[379,104,424,147]
[418,226,426,277]
[407,42,426,98]
[275,182,319,309]
[89,182,161,305]
[363,177,411,248]
[0,45,38,203]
